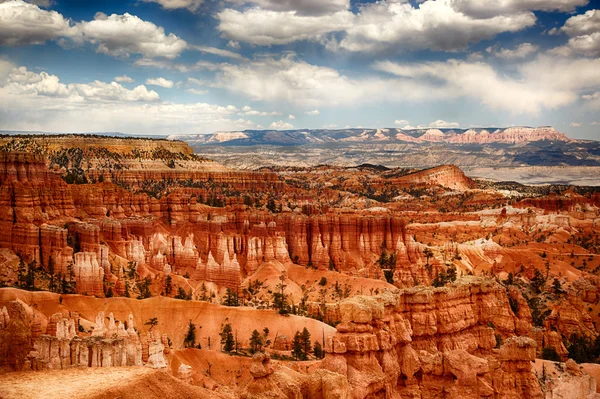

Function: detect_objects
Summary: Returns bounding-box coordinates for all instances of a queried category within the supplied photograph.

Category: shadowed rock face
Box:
[0,299,166,372]
[321,281,545,399]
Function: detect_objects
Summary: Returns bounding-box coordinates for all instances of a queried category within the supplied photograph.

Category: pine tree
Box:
[224,288,239,306]
[249,329,263,353]
[220,323,234,352]
[184,320,196,348]
[292,330,304,360]
[164,275,173,296]
[301,327,312,359]
[313,341,324,359]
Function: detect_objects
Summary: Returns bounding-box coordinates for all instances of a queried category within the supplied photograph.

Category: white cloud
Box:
[429,120,459,128]
[212,56,458,107]
[449,0,588,18]
[374,56,600,114]
[394,119,409,125]
[114,75,134,83]
[217,8,353,46]
[192,45,245,60]
[146,77,174,88]
[288,114,296,119]
[551,10,600,57]
[141,0,204,12]
[226,40,240,49]
[0,0,77,46]
[1,64,159,102]
[0,63,257,134]
[401,124,416,130]
[338,0,536,53]
[186,88,208,95]
[79,12,187,59]
[0,0,54,6]
[569,122,582,127]
[239,105,281,116]
[305,109,320,116]
[227,0,349,16]
[322,123,337,129]
[218,0,544,51]
[269,120,294,129]
[487,42,539,59]
[583,91,600,109]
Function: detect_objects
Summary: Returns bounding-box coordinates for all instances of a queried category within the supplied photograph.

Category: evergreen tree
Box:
[249,329,263,353]
[164,275,173,296]
[552,278,565,296]
[313,341,324,359]
[220,323,234,352]
[531,268,546,294]
[301,327,312,359]
[184,320,197,348]
[224,288,239,306]
[175,286,187,299]
[292,330,305,360]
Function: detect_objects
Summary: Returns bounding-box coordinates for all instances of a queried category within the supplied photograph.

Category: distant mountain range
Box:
[2,127,599,173]
[167,126,600,172]
[167,126,573,146]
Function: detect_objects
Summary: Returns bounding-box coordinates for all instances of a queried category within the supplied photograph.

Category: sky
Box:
[0,0,599,139]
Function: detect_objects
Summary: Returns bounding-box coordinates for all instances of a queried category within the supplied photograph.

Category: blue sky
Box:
[0,0,599,139]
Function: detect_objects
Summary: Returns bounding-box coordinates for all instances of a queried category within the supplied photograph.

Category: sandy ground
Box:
[0,367,154,399]
[0,367,231,399]
[465,166,600,186]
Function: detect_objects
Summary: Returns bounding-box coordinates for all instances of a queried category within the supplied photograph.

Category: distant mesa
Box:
[167,126,572,146]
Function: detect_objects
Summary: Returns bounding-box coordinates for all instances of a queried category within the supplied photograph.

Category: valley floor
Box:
[466,166,600,186]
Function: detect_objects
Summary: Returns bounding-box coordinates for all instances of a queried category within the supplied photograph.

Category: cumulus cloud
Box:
[226,40,240,49]
[0,63,257,134]
[146,77,174,88]
[0,0,77,45]
[374,56,600,114]
[394,119,409,125]
[217,0,539,51]
[305,109,320,116]
[0,2,188,59]
[239,105,281,116]
[288,114,295,119]
[551,9,600,57]
[212,56,461,107]
[429,120,459,128]
[227,0,349,16]
[269,120,294,129]
[141,0,204,12]
[1,64,159,102]
[570,122,582,127]
[79,12,187,59]
[338,0,536,53]
[217,8,353,46]
[449,0,588,18]
[487,42,539,59]
[114,75,134,83]
[322,124,338,129]
[186,88,208,95]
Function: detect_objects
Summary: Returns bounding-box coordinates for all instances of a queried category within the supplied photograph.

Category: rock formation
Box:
[0,299,165,371]
[321,279,545,398]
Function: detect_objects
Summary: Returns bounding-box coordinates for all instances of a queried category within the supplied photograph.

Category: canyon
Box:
[0,133,599,398]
